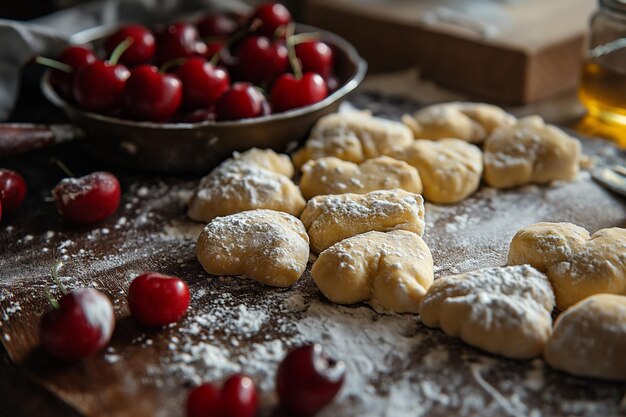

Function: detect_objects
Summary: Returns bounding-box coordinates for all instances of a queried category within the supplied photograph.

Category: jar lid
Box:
[601,0,626,13]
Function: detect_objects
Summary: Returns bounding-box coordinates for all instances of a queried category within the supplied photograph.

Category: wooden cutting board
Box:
[1,93,626,417]
[304,0,596,104]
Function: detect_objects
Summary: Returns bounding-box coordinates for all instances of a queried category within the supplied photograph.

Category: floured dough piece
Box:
[292,111,414,168]
[388,138,482,204]
[299,156,422,200]
[544,294,626,381]
[508,222,626,310]
[188,149,305,223]
[312,230,433,313]
[402,102,515,143]
[420,265,555,359]
[483,116,581,189]
[196,209,309,287]
[301,189,425,254]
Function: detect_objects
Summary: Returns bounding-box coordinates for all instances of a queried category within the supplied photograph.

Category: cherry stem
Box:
[108,37,134,65]
[51,260,69,295]
[285,23,302,80]
[50,157,75,178]
[209,18,263,66]
[292,33,322,45]
[35,56,72,73]
[160,58,187,73]
[44,287,60,310]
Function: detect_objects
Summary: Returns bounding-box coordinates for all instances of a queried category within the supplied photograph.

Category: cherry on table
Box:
[270,72,327,112]
[52,171,121,225]
[187,374,258,417]
[295,41,334,79]
[0,169,27,213]
[128,272,190,327]
[105,24,156,66]
[174,58,230,110]
[235,35,288,85]
[196,13,238,38]
[124,64,182,122]
[156,22,207,65]
[251,2,291,37]
[276,344,345,415]
[47,46,97,100]
[215,82,269,121]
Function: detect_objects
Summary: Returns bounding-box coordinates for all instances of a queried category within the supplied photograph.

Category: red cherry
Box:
[187,374,258,417]
[0,169,27,212]
[124,65,182,122]
[39,288,115,361]
[156,22,206,65]
[73,60,130,113]
[178,108,216,123]
[276,344,345,415]
[197,13,238,38]
[52,171,121,225]
[295,41,334,79]
[128,272,190,327]
[236,36,288,85]
[104,24,156,66]
[270,72,327,112]
[174,58,230,110]
[215,82,269,121]
[49,46,97,100]
[251,2,291,37]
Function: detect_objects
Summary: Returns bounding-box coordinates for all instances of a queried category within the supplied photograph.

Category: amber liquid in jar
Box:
[579,60,626,125]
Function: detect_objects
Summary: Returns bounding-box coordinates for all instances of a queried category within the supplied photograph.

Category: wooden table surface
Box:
[2,65,626,417]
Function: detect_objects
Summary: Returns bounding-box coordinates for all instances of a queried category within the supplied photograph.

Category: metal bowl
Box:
[41,24,367,173]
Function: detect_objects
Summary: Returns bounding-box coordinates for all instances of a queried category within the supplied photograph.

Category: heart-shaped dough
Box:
[312,230,433,313]
[299,156,422,200]
[402,102,516,143]
[188,149,305,223]
[388,138,483,204]
[300,189,425,254]
[196,209,309,287]
[292,111,414,168]
[544,294,626,381]
[420,265,555,359]
[483,116,581,189]
[508,222,626,310]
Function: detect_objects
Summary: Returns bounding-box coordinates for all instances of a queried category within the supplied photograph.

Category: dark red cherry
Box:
[73,60,130,113]
[236,36,288,84]
[215,82,269,121]
[49,46,97,100]
[104,24,156,66]
[39,288,115,361]
[196,13,238,38]
[178,108,216,123]
[295,41,334,79]
[174,58,230,110]
[187,374,258,417]
[205,40,224,61]
[276,344,345,415]
[156,22,207,64]
[251,2,291,37]
[270,72,327,112]
[52,171,121,225]
[124,65,182,122]
[0,169,27,212]
[128,272,190,327]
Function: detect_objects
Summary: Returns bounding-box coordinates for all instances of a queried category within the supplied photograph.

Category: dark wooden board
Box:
[1,93,626,417]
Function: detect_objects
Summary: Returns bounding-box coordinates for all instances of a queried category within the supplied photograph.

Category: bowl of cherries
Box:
[40,2,367,173]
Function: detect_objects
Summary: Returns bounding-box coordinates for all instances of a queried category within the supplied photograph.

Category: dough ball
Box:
[508,222,626,310]
[544,294,626,381]
[196,209,309,287]
[187,149,305,223]
[301,189,425,254]
[403,102,515,143]
[299,156,423,200]
[420,265,555,359]
[483,116,581,189]
[292,111,414,168]
[388,138,483,204]
[312,230,433,313]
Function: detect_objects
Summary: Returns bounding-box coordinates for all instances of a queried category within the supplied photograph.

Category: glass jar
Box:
[579,0,626,126]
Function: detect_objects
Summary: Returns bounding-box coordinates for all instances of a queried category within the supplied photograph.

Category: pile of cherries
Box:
[43,2,337,123]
